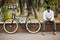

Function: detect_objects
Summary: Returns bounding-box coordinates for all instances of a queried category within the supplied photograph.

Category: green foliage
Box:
[2,14,8,22]
[43,3,50,9]
[34,0,40,4]
[44,0,58,5]
[2,5,8,22]
[34,0,37,3]
[43,0,58,9]
[2,5,8,13]
[50,0,58,5]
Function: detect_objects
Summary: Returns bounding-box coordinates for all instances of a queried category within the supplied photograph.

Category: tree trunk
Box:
[27,0,37,18]
[18,0,24,15]
[0,0,5,7]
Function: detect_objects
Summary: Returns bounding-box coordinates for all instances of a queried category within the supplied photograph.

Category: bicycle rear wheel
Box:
[3,19,18,34]
[26,19,41,33]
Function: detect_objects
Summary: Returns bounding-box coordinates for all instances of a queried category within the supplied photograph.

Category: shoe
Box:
[42,32,46,35]
[53,32,56,35]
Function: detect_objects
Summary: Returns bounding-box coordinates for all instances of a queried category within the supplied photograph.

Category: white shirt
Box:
[43,10,54,21]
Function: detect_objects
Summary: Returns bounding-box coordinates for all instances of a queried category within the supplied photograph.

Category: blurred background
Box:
[0,0,60,22]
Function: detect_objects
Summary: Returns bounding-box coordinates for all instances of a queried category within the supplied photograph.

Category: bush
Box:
[2,5,8,22]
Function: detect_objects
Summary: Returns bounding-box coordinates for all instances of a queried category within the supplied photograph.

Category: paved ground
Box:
[0,32,60,40]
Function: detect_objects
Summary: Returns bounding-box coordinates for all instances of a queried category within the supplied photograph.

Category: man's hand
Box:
[47,18,51,21]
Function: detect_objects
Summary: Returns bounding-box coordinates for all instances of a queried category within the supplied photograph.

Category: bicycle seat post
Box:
[12,14,16,19]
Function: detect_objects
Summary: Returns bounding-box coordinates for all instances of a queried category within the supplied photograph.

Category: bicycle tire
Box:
[3,20,18,34]
[26,19,41,33]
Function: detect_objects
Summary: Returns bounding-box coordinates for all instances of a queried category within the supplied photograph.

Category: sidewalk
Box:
[0,32,60,40]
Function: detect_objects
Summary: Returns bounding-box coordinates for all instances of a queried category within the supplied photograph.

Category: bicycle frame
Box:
[12,11,40,30]
[12,12,30,30]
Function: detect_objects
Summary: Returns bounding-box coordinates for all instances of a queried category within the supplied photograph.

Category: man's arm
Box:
[51,11,54,21]
[43,12,47,20]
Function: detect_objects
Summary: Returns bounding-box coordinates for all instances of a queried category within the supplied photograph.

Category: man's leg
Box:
[51,21,56,35]
[42,20,46,35]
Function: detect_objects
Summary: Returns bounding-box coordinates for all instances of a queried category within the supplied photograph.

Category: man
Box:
[42,6,56,35]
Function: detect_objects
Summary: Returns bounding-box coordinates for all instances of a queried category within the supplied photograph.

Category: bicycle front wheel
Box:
[3,19,18,34]
[26,19,41,33]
